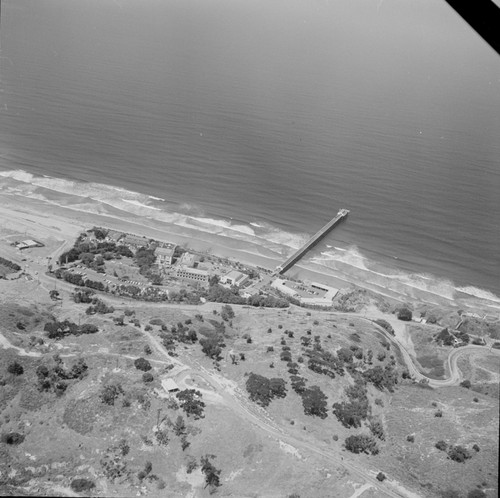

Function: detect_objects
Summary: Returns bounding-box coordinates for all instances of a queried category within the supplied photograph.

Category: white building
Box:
[220,270,249,287]
[156,244,176,266]
[161,378,180,393]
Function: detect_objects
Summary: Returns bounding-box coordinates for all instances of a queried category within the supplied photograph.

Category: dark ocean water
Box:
[0,0,499,300]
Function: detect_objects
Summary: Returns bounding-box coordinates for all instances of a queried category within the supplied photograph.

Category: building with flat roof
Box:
[177,252,198,268]
[161,378,180,393]
[220,270,249,287]
[176,267,209,283]
[156,244,176,266]
[271,278,338,307]
[122,234,148,248]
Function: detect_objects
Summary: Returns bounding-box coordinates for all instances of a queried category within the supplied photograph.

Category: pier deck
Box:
[275,209,349,275]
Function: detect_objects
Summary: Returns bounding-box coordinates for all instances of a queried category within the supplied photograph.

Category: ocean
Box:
[0,0,499,303]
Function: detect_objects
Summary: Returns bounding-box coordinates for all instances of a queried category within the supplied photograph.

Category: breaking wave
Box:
[1,168,499,306]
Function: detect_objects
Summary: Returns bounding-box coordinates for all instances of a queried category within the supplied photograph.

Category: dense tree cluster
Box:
[447,445,472,463]
[301,385,328,418]
[332,379,370,428]
[44,320,98,339]
[344,434,379,455]
[290,375,307,395]
[134,357,152,372]
[70,479,96,493]
[99,383,124,406]
[135,246,157,276]
[73,288,95,304]
[362,365,398,392]
[305,343,345,379]
[396,307,412,321]
[199,334,224,361]
[36,356,88,395]
[373,319,395,335]
[245,373,287,407]
[7,361,24,376]
[58,231,133,265]
[0,256,21,272]
[86,298,115,315]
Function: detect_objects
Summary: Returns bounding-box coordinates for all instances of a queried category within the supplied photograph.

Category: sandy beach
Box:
[1,189,499,317]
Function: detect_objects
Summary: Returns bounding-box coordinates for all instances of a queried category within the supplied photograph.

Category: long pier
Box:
[275,208,349,275]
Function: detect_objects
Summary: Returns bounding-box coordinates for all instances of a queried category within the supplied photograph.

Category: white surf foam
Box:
[122,199,161,211]
[455,286,500,303]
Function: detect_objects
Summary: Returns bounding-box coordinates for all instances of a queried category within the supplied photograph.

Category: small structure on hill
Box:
[161,378,180,393]
[13,239,44,250]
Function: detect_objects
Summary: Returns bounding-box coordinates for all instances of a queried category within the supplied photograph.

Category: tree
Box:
[201,455,221,491]
[435,440,448,451]
[447,445,471,463]
[176,389,205,419]
[220,304,235,322]
[301,386,328,418]
[397,308,412,321]
[99,383,124,406]
[143,372,154,383]
[199,336,222,361]
[7,361,24,376]
[70,479,95,493]
[134,357,152,372]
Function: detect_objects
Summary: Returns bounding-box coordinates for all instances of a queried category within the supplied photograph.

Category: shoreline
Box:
[0,190,499,314]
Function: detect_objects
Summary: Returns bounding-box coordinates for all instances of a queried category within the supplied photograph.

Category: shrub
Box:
[376,472,386,482]
[1,432,25,445]
[374,319,394,335]
[397,307,412,321]
[467,490,486,498]
[344,434,379,455]
[472,444,480,452]
[70,478,95,493]
[200,455,221,491]
[99,383,124,406]
[407,435,415,443]
[435,409,443,417]
[448,445,471,463]
[134,357,152,372]
[369,419,385,440]
[435,440,448,451]
[143,372,154,383]
[7,361,24,376]
[460,380,471,389]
